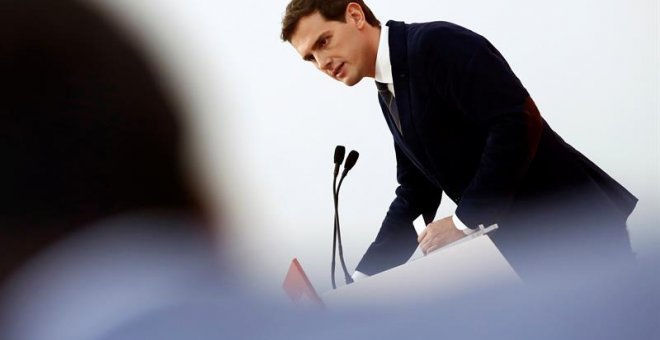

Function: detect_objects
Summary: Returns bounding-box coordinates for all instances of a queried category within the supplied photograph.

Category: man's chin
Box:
[341,76,362,87]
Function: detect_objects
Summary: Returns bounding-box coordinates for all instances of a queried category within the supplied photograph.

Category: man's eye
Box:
[320,37,329,47]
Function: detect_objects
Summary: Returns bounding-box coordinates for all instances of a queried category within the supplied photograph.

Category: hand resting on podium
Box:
[418,215,467,255]
[352,215,480,281]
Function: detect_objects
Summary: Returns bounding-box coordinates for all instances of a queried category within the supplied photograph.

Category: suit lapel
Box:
[386,21,438,183]
[387,21,412,143]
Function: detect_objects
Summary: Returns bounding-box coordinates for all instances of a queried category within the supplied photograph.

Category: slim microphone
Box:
[341,150,359,177]
[330,145,345,289]
[334,145,346,176]
[333,150,359,286]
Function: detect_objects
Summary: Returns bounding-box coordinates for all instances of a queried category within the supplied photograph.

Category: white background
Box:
[91,0,658,294]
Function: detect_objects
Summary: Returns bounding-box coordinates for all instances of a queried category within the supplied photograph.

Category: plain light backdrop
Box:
[91,0,658,294]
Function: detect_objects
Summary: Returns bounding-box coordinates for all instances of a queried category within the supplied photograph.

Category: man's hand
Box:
[417,216,465,255]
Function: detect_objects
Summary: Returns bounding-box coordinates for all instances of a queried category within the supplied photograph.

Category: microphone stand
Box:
[331,171,339,289]
[331,147,357,289]
[334,174,354,286]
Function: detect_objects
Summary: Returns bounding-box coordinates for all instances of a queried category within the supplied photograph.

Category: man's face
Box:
[290,10,374,86]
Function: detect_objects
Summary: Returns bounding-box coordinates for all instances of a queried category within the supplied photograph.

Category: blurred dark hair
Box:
[0,0,205,281]
[281,0,380,42]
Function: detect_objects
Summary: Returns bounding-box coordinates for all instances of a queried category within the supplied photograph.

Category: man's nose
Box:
[316,53,332,72]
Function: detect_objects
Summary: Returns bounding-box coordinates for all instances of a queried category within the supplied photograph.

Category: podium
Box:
[284,225,521,307]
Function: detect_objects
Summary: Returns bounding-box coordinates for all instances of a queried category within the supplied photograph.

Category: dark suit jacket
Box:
[355,21,637,275]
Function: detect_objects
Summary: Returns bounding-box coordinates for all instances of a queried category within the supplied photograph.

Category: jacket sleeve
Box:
[438,31,543,228]
[355,142,442,275]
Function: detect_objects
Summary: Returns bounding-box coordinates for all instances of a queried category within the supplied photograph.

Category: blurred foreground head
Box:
[0,0,208,282]
[0,1,232,339]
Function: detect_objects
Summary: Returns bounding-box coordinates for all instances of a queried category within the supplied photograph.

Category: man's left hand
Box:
[417,216,465,255]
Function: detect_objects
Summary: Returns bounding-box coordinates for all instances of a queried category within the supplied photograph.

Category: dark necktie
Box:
[375,81,402,135]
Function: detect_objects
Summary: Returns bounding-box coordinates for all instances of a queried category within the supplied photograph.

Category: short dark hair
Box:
[281,0,380,42]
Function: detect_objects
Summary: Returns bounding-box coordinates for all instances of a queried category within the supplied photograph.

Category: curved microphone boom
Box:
[334,150,359,286]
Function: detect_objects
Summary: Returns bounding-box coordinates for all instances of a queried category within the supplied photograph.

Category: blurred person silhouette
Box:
[0,0,234,339]
[0,0,210,285]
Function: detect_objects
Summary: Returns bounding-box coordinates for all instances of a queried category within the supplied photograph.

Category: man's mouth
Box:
[333,63,345,79]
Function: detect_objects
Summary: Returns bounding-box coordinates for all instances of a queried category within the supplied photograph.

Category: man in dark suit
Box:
[281,0,637,281]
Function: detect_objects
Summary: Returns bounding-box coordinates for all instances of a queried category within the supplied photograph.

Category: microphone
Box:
[332,149,359,288]
[330,145,345,290]
[333,145,346,176]
[341,150,359,178]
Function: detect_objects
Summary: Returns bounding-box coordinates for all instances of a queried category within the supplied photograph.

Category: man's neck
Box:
[364,25,381,79]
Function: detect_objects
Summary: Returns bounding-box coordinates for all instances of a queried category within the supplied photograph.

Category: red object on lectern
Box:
[282,258,324,306]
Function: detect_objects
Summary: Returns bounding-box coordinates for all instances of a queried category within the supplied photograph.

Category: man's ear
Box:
[345,2,365,29]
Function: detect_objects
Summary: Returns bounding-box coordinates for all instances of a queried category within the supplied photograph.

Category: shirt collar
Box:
[374,24,393,85]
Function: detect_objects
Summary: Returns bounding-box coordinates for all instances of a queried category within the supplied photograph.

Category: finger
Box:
[426,243,441,254]
[420,243,428,256]
[419,238,432,254]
